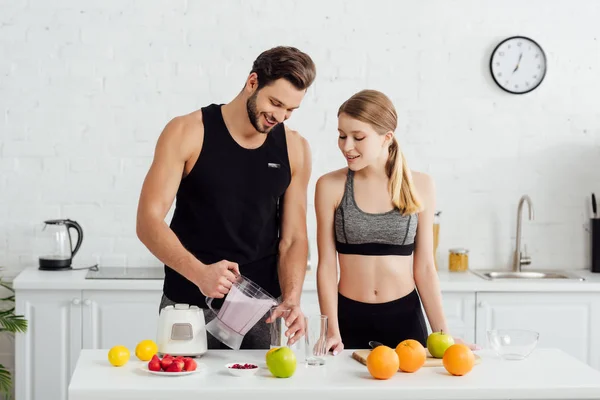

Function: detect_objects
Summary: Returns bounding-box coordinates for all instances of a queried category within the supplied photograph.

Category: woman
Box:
[315,89,473,354]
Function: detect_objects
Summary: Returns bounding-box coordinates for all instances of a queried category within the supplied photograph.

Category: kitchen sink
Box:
[471,269,585,281]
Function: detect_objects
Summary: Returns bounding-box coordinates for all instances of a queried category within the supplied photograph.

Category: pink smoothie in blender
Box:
[205,275,278,350]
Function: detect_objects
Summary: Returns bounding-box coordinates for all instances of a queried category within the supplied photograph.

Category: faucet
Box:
[513,195,534,272]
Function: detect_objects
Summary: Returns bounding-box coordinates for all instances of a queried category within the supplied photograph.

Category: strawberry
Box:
[166,362,182,372]
[183,357,197,371]
[148,355,161,372]
[160,356,174,371]
[168,358,184,372]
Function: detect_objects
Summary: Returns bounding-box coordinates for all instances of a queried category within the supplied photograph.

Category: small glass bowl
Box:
[487,329,539,360]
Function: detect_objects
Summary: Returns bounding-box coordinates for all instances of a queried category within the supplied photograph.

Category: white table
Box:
[68,348,600,400]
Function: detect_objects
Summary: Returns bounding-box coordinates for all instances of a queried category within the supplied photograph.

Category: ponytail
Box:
[386,137,422,215]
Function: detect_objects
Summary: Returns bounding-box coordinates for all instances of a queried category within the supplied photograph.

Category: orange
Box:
[395,339,427,373]
[366,345,399,380]
[442,344,475,376]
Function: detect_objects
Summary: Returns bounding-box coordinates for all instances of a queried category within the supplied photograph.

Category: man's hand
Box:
[193,260,240,298]
[267,302,306,346]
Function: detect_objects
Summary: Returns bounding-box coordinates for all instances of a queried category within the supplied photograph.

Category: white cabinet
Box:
[422,292,476,344]
[15,289,162,400]
[475,292,600,369]
[15,290,82,400]
[82,290,160,351]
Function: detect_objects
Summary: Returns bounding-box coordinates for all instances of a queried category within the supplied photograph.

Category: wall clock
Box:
[490,36,547,94]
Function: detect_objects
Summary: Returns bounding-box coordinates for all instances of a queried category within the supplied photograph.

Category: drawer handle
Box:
[72,298,81,305]
[84,299,91,306]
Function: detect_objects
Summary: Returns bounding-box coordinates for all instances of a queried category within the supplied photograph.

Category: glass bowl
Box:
[487,329,539,360]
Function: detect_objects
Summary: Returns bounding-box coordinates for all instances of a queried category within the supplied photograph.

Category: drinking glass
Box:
[269,306,291,348]
[305,315,328,366]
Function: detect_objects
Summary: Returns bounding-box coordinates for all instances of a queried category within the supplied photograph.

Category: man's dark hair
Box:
[250,46,316,91]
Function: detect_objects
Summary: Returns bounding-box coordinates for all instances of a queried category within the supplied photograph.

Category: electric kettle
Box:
[39,219,83,271]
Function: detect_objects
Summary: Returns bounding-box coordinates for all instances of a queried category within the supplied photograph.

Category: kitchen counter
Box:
[68,348,600,400]
[13,266,600,292]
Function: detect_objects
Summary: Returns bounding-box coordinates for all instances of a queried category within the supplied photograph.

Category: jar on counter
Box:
[448,248,469,272]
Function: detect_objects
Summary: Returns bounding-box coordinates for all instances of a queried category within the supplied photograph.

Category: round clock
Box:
[490,36,547,94]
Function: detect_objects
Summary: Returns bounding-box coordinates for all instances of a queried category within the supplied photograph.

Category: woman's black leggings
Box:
[337,289,429,349]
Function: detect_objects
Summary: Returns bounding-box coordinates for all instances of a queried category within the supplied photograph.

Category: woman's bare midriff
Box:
[337,254,416,303]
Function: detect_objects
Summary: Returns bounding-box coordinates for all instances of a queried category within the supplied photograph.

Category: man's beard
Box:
[246,92,270,134]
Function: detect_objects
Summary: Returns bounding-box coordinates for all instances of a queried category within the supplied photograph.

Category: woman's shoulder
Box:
[317,167,348,186]
[315,168,348,205]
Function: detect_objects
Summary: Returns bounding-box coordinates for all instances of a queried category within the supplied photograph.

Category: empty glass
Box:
[305,315,328,366]
[269,306,290,348]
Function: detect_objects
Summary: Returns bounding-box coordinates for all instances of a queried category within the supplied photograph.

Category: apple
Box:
[183,357,197,372]
[148,355,161,372]
[427,331,455,358]
[266,347,297,378]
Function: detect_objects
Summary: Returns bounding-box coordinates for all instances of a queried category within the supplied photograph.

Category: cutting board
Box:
[351,349,481,368]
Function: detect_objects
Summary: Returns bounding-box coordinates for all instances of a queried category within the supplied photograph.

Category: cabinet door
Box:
[475,292,600,368]
[15,290,83,400]
[423,292,476,343]
[82,290,161,351]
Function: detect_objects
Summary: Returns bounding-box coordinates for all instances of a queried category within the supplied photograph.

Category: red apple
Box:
[183,357,197,371]
[148,355,161,372]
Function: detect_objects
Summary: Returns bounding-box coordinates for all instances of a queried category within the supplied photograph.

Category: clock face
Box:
[490,36,547,94]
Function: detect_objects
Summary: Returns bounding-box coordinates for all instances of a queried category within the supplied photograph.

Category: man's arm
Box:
[278,131,312,304]
[270,129,312,343]
[136,116,238,298]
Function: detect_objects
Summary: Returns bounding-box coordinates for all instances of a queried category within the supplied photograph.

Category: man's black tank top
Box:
[163,103,291,308]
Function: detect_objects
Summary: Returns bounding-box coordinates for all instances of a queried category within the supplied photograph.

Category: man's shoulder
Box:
[283,125,309,151]
[282,125,311,176]
[168,109,204,132]
[162,110,204,144]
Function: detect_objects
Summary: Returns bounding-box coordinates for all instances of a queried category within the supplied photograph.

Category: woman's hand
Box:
[454,337,481,351]
[325,334,345,356]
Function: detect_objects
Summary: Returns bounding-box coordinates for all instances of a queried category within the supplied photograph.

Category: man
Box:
[136,46,315,349]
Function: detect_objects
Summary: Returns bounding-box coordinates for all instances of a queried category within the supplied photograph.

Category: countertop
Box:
[68,348,600,400]
[12,266,600,292]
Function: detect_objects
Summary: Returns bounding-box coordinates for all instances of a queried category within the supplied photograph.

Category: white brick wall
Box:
[1,0,599,393]
[1,0,600,277]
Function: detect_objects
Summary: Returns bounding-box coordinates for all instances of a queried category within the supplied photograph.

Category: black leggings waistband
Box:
[337,289,421,316]
[337,289,428,349]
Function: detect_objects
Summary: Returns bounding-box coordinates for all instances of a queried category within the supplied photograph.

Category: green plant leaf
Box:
[0,313,27,333]
[0,364,12,397]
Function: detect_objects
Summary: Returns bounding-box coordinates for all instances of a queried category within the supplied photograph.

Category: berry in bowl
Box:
[226,362,259,377]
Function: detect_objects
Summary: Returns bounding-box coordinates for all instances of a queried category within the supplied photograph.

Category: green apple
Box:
[266,347,297,378]
[427,331,455,358]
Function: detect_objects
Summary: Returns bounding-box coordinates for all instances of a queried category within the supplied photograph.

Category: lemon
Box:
[135,339,158,361]
[108,345,130,367]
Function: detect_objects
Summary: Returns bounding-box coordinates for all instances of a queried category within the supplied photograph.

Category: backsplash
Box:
[1,0,600,278]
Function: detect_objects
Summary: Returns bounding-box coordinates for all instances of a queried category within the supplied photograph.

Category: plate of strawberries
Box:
[141,354,203,376]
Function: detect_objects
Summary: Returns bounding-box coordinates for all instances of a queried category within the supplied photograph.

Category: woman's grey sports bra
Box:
[334,170,418,256]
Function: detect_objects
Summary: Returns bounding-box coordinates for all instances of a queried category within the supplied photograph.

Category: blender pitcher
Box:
[205,274,278,350]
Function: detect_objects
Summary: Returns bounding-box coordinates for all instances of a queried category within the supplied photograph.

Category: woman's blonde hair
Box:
[337,90,422,215]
